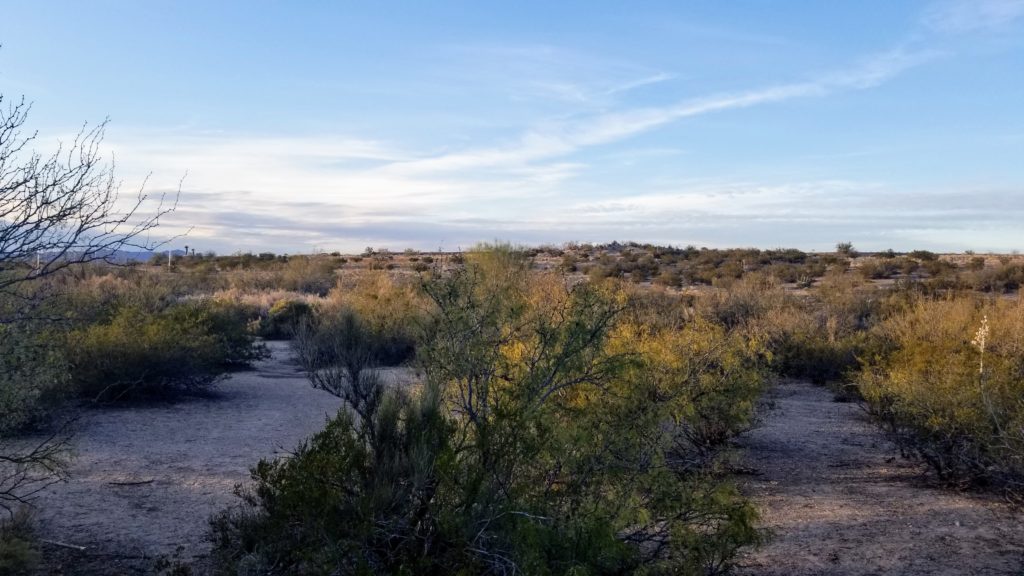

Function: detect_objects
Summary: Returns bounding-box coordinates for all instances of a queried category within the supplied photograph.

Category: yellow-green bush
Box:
[322,271,427,365]
[212,246,766,575]
[857,296,1024,492]
[766,274,880,387]
[66,301,266,401]
[257,298,313,340]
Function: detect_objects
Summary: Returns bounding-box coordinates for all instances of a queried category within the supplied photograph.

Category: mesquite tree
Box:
[0,92,178,515]
[0,94,179,305]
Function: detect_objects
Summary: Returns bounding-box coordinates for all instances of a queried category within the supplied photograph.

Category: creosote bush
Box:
[211,245,766,575]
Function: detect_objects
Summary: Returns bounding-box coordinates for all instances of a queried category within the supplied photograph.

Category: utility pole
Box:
[168,250,172,268]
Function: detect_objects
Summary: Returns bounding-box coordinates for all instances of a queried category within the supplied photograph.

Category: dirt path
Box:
[30,341,412,575]
[736,380,1024,576]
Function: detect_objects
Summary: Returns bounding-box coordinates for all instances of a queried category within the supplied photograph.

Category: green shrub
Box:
[0,324,69,434]
[258,299,313,340]
[0,298,72,522]
[857,296,1024,493]
[323,272,424,366]
[0,511,39,575]
[771,327,870,387]
[212,246,764,575]
[66,301,266,401]
[908,250,938,262]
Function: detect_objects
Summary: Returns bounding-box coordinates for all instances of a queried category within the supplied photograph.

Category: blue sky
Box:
[2,1,1023,253]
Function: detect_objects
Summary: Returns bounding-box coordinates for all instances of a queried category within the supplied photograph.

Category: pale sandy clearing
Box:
[30,342,412,574]
[736,380,1024,576]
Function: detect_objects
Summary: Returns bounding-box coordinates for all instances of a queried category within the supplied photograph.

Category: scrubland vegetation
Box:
[210,246,767,575]
[3,239,1024,574]
[858,297,1024,494]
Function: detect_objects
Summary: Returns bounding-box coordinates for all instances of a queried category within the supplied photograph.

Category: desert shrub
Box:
[764,262,802,283]
[560,253,578,272]
[702,272,881,387]
[769,317,871,387]
[967,256,987,271]
[988,263,1024,293]
[212,245,764,575]
[257,299,313,340]
[0,321,72,518]
[65,301,266,401]
[210,390,452,575]
[0,323,69,434]
[205,301,269,367]
[696,273,788,330]
[281,256,337,295]
[857,258,901,280]
[921,258,956,279]
[857,296,1024,493]
[908,250,938,262]
[655,269,683,288]
[61,270,180,322]
[0,511,39,575]
[619,293,767,459]
[293,307,399,411]
[781,274,879,386]
[324,271,425,365]
[897,257,920,276]
[815,273,879,333]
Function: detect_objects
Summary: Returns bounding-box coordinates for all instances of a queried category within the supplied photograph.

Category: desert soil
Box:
[736,380,1024,576]
[30,341,411,575]
[27,349,1024,574]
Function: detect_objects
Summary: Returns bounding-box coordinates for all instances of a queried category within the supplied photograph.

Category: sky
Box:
[2,0,1023,254]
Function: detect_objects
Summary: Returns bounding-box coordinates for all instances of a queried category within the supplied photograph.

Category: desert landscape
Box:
[4,1,1024,575]
[1,245,1022,575]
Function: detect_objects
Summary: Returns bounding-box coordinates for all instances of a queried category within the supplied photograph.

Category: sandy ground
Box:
[30,341,412,575]
[735,380,1024,576]
[26,352,1024,574]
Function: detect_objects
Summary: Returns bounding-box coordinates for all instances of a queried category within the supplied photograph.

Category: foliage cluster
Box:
[256,299,313,340]
[0,511,39,575]
[65,298,265,401]
[211,246,767,575]
[856,296,1024,494]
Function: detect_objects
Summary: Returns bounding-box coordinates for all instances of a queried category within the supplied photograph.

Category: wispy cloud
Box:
[389,48,933,176]
[100,31,977,253]
[439,44,675,105]
[603,72,677,96]
[100,43,940,253]
[923,0,1024,33]
[157,178,1024,253]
